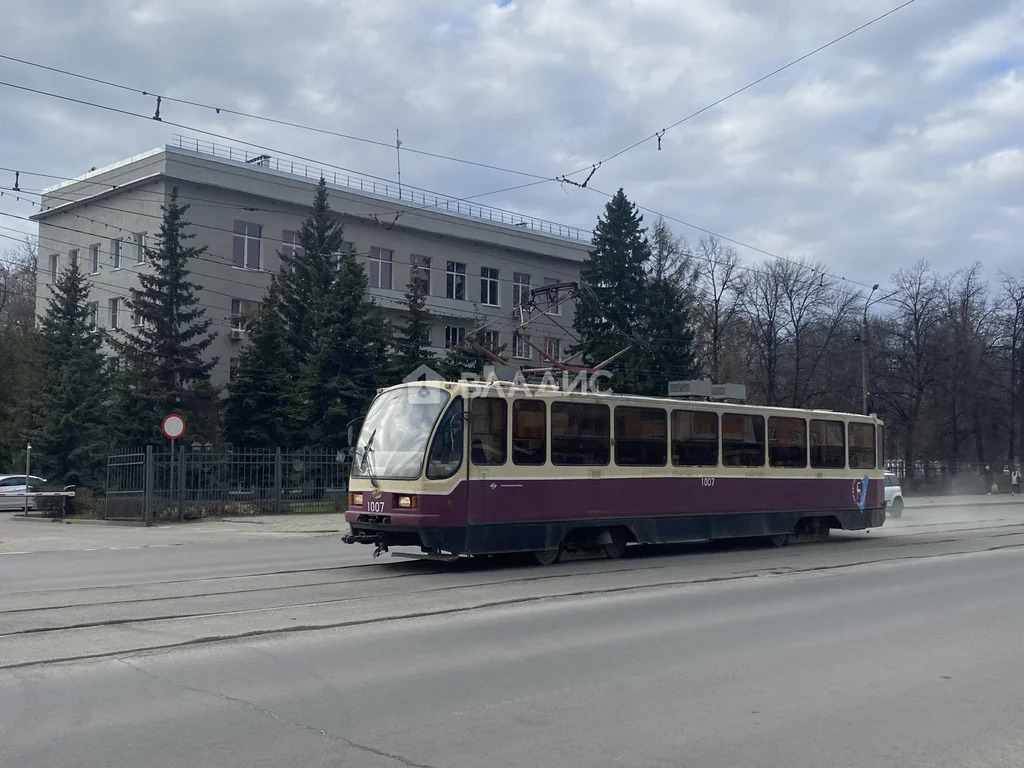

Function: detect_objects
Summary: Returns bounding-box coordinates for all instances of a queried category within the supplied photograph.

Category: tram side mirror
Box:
[347,425,354,446]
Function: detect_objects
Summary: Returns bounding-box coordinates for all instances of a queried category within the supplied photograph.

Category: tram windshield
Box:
[351,387,451,480]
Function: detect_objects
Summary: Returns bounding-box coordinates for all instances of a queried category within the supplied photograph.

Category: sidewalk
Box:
[904,493,1024,509]
[0,512,350,554]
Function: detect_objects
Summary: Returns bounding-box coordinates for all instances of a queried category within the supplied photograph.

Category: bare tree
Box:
[875,261,942,480]
[0,238,39,467]
[692,236,743,383]
[995,274,1024,465]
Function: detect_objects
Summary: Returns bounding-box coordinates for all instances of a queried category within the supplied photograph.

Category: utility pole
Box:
[862,284,879,414]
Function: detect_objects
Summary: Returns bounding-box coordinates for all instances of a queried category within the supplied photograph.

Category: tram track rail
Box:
[4,522,1024,671]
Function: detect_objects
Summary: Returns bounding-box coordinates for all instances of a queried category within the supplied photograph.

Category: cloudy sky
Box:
[1,0,1021,291]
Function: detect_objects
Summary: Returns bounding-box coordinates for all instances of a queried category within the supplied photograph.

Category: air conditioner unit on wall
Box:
[229,328,245,341]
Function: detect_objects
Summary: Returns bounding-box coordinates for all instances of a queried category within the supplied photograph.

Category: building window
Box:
[88,302,98,329]
[446,261,466,300]
[481,330,500,351]
[543,337,560,361]
[551,402,610,466]
[232,221,262,270]
[229,357,240,380]
[48,254,58,280]
[512,332,531,360]
[330,240,355,272]
[410,253,431,294]
[513,272,531,308]
[134,233,147,264]
[132,307,146,328]
[111,239,123,269]
[368,246,393,290]
[108,298,121,330]
[89,244,100,274]
[544,277,561,315]
[445,326,466,349]
[69,249,79,268]
[768,416,807,468]
[480,267,500,306]
[614,406,668,467]
[281,229,303,261]
[230,298,261,330]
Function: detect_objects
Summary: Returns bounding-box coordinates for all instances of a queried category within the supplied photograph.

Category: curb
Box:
[905,498,1024,510]
[65,519,147,527]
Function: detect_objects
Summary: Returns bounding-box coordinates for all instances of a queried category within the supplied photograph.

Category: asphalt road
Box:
[2,507,1024,767]
[0,536,367,594]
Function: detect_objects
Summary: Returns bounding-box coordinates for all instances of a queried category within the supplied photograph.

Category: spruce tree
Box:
[225,177,392,447]
[391,264,435,379]
[222,287,293,446]
[27,258,110,486]
[574,189,651,393]
[110,187,218,443]
[437,329,506,380]
[301,246,391,446]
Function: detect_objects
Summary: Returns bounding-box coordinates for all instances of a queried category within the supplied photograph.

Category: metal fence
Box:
[886,459,1021,494]
[105,446,351,523]
[171,134,591,242]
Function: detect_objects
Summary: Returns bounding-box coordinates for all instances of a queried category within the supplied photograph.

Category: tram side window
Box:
[810,419,846,469]
[671,410,718,466]
[849,422,876,469]
[426,397,464,479]
[512,399,547,465]
[722,413,765,467]
[470,398,507,465]
[768,416,807,468]
[551,402,610,466]
[615,407,667,466]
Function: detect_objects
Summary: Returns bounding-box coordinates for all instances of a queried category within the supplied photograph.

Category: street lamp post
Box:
[862,284,879,415]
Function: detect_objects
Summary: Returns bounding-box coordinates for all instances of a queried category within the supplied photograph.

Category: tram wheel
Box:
[767,533,790,547]
[602,531,628,560]
[533,548,562,566]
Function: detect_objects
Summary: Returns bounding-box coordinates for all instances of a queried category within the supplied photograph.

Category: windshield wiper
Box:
[359,429,381,494]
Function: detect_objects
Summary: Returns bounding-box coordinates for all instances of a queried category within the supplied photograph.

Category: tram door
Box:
[468,397,509,527]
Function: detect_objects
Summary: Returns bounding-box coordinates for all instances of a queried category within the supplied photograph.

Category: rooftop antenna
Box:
[395,127,402,198]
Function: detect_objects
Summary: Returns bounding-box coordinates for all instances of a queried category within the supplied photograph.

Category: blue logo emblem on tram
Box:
[859,476,869,511]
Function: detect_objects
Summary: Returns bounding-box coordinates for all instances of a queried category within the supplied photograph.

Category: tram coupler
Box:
[342,533,381,545]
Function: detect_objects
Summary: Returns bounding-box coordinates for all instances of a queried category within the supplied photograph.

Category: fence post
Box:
[144,445,154,527]
[274,448,283,515]
[177,443,186,522]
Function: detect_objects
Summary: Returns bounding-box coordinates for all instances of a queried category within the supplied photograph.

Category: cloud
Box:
[0,0,1021,290]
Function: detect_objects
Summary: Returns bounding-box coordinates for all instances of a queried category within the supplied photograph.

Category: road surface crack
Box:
[117,658,437,768]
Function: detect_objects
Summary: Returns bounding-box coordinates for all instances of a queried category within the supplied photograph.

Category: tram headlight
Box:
[349,492,363,506]
[396,494,417,509]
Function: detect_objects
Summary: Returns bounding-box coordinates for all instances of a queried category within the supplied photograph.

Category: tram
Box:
[343,380,885,563]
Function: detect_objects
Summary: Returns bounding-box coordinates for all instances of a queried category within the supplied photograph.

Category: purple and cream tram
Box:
[343,381,886,563]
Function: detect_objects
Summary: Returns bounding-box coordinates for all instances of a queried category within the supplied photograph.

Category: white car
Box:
[0,474,47,511]
[884,472,904,518]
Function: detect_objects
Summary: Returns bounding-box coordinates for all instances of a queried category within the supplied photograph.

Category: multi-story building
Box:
[32,137,591,386]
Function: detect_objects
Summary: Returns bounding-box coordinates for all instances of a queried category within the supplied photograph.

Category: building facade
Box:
[32,138,592,386]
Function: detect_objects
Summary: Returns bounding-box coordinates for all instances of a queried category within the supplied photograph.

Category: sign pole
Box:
[24,443,31,513]
[160,414,187,522]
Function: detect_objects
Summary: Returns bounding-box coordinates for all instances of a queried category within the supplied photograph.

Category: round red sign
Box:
[161,413,186,440]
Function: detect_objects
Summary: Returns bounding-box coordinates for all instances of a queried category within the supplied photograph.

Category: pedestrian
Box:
[1012,468,1021,497]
